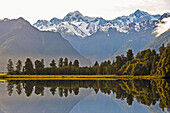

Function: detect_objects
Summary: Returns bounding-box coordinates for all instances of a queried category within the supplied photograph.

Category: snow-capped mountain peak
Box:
[66,11,83,17]
[63,11,84,22]
[112,9,161,26]
[33,10,162,38]
[131,9,149,18]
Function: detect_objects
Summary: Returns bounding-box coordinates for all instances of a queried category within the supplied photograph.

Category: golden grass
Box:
[0,74,157,81]
[0,77,133,81]
[0,74,5,75]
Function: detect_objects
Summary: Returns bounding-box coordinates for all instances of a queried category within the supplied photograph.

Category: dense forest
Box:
[7,44,170,78]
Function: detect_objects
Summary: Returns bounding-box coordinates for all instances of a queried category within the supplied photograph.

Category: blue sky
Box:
[0,0,170,23]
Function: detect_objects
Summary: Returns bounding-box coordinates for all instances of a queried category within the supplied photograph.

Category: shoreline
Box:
[0,74,160,81]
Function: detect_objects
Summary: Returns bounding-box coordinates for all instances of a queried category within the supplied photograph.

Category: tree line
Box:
[7,44,170,78]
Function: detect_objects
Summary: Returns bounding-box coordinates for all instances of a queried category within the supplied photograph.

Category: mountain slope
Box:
[0,18,91,71]
[146,29,170,51]
[66,20,157,62]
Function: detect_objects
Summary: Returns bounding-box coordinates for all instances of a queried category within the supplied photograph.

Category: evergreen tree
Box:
[112,60,115,65]
[156,47,170,78]
[94,61,99,66]
[64,58,68,66]
[41,59,45,68]
[7,59,14,74]
[73,60,79,67]
[115,56,123,70]
[107,60,111,66]
[121,54,127,64]
[50,59,56,67]
[69,61,72,66]
[23,58,34,74]
[144,49,152,61]
[98,62,105,75]
[35,60,42,69]
[127,49,134,61]
[93,61,99,75]
[16,60,22,71]
[159,43,165,56]
[150,56,157,75]
[58,58,63,67]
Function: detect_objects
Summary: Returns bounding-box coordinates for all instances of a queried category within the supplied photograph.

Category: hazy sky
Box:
[0,0,170,24]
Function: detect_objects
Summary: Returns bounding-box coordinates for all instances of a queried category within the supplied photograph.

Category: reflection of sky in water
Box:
[0,82,166,113]
[70,91,162,113]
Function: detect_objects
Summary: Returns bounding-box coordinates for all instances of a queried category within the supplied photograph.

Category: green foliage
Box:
[64,58,68,66]
[35,59,44,69]
[23,58,34,74]
[16,60,22,71]
[156,47,170,78]
[35,59,45,75]
[58,58,63,67]
[126,49,134,61]
[73,60,79,67]
[94,61,99,66]
[159,43,165,56]
[50,59,56,67]
[7,59,14,74]
[69,61,72,66]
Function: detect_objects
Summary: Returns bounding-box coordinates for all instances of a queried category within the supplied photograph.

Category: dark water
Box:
[0,79,169,113]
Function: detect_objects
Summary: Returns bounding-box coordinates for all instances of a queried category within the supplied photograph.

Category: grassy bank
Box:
[0,74,157,80]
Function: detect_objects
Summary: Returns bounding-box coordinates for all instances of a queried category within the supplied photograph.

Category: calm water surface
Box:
[0,79,169,113]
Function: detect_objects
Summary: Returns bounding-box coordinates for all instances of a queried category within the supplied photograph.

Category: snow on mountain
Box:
[159,12,170,21]
[55,22,88,37]
[33,10,161,38]
[63,11,85,22]
[111,9,161,26]
[99,23,129,33]
[153,17,170,37]
[55,21,100,38]
[100,19,158,34]
[33,20,56,31]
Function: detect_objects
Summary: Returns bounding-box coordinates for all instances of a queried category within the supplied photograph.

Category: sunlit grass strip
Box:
[0,74,5,75]
[0,77,134,81]
[0,74,156,79]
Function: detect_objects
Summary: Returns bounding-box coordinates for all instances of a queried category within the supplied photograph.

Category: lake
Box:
[0,79,169,113]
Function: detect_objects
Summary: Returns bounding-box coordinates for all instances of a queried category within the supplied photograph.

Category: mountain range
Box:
[0,17,91,71]
[0,10,169,71]
[33,10,170,62]
[33,10,161,38]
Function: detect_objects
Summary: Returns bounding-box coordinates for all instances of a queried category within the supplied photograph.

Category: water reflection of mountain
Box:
[3,79,170,112]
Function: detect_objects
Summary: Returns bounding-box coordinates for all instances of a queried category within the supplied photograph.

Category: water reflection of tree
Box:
[7,82,14,96]
[16,83,22,95]
[23,82,34,97]
[6,79,170,111]
[50,87,56,95]
[35,86,44,96]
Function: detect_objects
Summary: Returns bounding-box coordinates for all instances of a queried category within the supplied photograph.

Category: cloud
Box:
[153,17,170,37]
[0,0,169,23]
